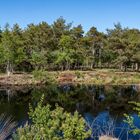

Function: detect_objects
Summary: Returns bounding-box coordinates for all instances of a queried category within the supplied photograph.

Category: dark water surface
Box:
[0,84,140,140]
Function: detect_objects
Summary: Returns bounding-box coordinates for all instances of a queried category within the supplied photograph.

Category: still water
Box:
[0,84,140,140]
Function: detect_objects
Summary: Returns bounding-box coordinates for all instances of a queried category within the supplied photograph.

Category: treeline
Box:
[0,17,140,74]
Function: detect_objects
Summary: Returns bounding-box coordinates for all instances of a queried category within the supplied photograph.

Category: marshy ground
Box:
[0,69,139,86]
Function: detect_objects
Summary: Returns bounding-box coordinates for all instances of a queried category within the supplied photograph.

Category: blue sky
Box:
[1,0,140,32]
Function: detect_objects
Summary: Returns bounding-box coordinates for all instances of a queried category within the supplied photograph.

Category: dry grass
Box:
[0,69,139,86]
[56,70,140,85]
[99,135,118,140]
[85,114,130,140]
[0,74,40,86]
[0,114,17,140]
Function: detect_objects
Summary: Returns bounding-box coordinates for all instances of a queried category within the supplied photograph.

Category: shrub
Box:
[13,95,91,140]
[32,69,47,81]
[124,101,140,135]
[32,70,56,84]
[75,71,84,79]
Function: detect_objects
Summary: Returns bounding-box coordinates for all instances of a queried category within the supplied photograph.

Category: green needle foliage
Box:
[124,101,140,135]
[13,95,91,140]
[0,18,140,73]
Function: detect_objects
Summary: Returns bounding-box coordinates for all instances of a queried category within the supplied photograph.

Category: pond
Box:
[0,84,140,140]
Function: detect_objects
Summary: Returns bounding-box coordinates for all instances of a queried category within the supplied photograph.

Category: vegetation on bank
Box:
[0,85,138,140]
[0,17,139,139]
[0,18,140,76]
[0,94,121,140]
[0,69,139,86]
[12,95,91,140]
[33,69,140,85]
[56,70,140,85]
[124,102,140,135]
[0,96,120,140]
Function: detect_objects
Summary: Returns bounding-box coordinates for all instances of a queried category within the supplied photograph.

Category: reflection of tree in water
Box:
[0,86,32,104]
[29,84,140,117]
[0,86,32,121]
[0,84,139,119]
[0,88,14,102]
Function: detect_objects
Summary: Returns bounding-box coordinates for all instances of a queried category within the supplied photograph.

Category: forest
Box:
[0,17,140,74]
[0,17,140,140]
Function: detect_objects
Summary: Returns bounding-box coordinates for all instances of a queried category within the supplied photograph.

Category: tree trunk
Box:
[90,63,93,69]
[74,63,77,70]
[6,61,13,76]
[61,65,63,71]
[124,65,127,72]
[135,63,139,71]
[120,64,123,71]
[132,63,135,71]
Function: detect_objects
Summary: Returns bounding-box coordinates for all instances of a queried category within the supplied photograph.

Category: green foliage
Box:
[0,20,140,72]
[13,95,91,140]
[75,71,84,79]
[32,70,56,84]
[124,101,140,135]
[0,24,26,73]
[32,69,47,81]
[31,50,47,70]
[54,35,75,70]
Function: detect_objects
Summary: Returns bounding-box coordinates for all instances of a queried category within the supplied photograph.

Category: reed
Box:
[0,114,17,140]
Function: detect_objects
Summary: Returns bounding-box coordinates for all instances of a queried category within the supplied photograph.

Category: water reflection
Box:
[0,84,139,139]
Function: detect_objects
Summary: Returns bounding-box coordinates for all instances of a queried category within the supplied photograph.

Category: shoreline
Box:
[0,74,41,87]
[0,70,139,87]
[56,70,140,85]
